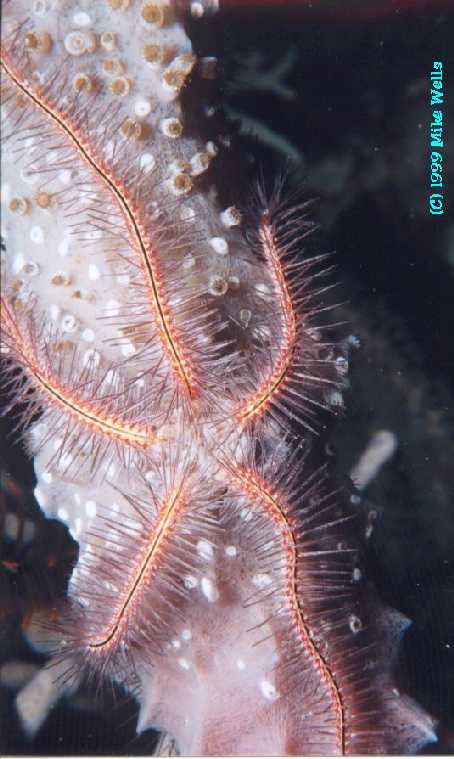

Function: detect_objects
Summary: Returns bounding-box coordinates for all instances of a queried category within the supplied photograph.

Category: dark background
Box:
[1,0,454,754]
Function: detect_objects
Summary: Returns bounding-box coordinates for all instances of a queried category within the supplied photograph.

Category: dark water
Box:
[1,1,453,754]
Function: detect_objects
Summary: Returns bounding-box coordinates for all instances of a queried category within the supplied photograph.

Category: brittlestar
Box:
[0,0,437,755]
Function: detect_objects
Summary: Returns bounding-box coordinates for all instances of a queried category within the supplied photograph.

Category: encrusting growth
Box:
[0,0,437,755]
